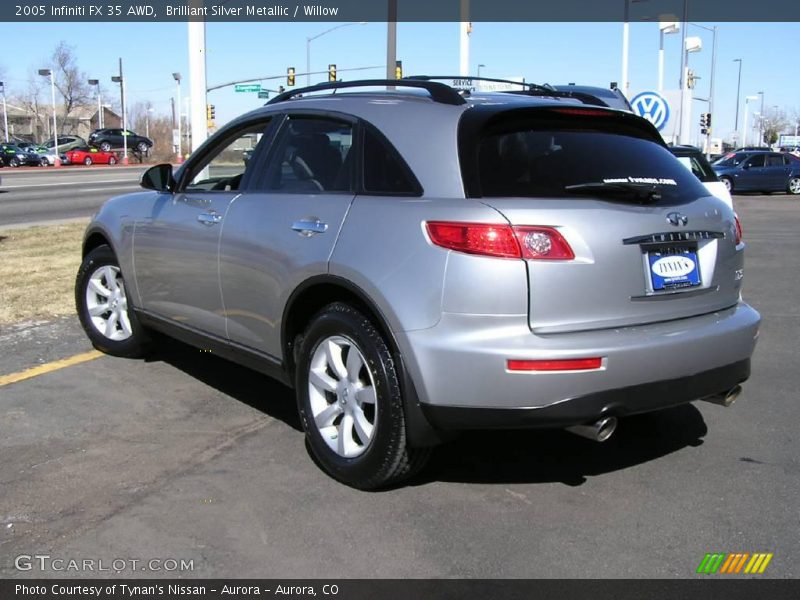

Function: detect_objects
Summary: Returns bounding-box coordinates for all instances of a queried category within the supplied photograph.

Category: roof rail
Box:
[404,75,554,94]
[265,79,466,106]
[404,75,611,108]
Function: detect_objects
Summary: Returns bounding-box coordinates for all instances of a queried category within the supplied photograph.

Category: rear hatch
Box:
[459,106,742,334]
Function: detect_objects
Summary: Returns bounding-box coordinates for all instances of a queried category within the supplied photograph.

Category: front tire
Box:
[788,177,800,195]
[9,157,19,167]
[99,142,112,152]
[108,156,117,165]
[295,302,430,490]
[75,245,150,357]
[721,176,733,192]
[136,142,149,153]
[83,156,93,166]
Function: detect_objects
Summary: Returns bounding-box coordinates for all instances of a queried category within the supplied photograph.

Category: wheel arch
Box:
[82,227,115,258]
[282,275,446,447]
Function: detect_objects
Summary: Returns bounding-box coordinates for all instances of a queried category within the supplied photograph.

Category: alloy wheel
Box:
[84,265,132,341]
[307,335,377,458]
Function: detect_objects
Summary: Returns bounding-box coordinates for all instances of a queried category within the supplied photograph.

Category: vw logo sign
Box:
[631,91,670,131]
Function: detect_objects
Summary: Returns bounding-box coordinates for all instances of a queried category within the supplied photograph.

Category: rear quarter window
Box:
[465,111,708,204]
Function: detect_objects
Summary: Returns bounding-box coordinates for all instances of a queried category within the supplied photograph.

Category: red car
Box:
[65,146,119,166]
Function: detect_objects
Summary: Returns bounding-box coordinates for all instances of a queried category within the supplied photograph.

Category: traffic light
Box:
[328,64,337,82]
[700,113,709,135]
[700,113,707,128]
[206,104,215,120]
[706,113,712,129]
[287,67,295,87]
[395,60,403,80]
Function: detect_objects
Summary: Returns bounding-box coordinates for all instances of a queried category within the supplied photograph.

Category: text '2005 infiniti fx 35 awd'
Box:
[75,78,760,489]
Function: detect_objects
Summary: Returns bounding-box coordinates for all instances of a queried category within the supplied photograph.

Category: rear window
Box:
[672,151,719,183]
[471,114,707,203]
[713,152,748,167]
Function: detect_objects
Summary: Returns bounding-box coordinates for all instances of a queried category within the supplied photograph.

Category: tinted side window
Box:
[767,155,785,167]
[747,155,766,168]
[362,127,420,195]
[264,117,353,193]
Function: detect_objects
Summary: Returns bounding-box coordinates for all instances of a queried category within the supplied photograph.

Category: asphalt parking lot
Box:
[1,193,798,579]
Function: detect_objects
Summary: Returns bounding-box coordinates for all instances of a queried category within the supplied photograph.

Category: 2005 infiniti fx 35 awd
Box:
[75,78,760,489]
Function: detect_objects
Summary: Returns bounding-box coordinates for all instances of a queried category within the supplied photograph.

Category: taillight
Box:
[734,213,743,245]
[513,226,575,260]
[425,222,574,260]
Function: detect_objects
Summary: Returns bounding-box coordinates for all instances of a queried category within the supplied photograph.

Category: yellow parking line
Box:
[0,350,103,388]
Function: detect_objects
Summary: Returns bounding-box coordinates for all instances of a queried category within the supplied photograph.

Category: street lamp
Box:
[657,19,679,92]
[88,78,103,129]
[758,91,765,147]
[742,95,759,147]
[145,107,155,139]
[172,72,182,163]
[677,36,701,145]
[689,23,717,155]
[306,22,366,86]
[111,58,128,163]
[733,59,742,139]
[477,63,485,78]
[38,68,60,167]
[621,0,649,95]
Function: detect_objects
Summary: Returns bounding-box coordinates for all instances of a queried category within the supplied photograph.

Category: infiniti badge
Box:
[666,212,689,226]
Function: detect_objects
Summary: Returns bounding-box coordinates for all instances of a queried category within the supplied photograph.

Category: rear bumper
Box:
[422,358,750,430]
[401,302,760,428]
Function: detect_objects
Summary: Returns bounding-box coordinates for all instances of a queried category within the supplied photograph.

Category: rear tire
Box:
[295,302,430,490]
[9,157,19,168]
[136,142,149,153]
[84,156,93,166]
[40,158,49,166]
[99,142,111,152]
[788,177,800,195]
[75,245,150,358]
[108,156,117,165]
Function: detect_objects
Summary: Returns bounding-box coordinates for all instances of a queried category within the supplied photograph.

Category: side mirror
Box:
[741,162,751,170]
[140,163,175,192]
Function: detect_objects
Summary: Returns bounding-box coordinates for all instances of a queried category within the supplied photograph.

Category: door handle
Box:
[197,211,223,226]
[292,218,328,237]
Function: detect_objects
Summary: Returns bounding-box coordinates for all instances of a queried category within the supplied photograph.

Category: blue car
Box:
[712,150,800,195]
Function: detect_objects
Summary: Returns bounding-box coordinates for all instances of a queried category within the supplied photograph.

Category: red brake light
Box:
[425,222,520,258]
[734,213,743,245]
[426,222,575,260]
[507,358,603,372]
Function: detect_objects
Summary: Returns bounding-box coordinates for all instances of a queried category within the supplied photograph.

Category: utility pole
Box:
[386,0,397,81]
[0,81,8,142]
[733,58,742,140]
[188,18,208,153]
[111,58,128,164]
[459,0,470,76]
[677,0,689,144]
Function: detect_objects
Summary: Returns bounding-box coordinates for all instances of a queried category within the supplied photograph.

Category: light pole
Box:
[742,95,759,147]
[758,91,765,146]
[477,64,485,78]
[172,72,182,163]
[38,69,60,166]
[145,106,154,139]
[658,19,679,92]
[306,22,367,86]
[679,35,701,145]
[88,78,102,129]
[733,58,742,140]
[689,23,716,154]
[0,81,8,143]
[621,0,649,95]
[111,58,128,164]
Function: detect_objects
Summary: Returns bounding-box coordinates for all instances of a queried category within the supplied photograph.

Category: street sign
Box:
[257,91,269,99]
[235,84,261,93]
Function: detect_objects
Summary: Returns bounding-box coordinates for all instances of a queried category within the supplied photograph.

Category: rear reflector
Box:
[426,221,574,260]
[734,213,743,245]
[507,358,603,371]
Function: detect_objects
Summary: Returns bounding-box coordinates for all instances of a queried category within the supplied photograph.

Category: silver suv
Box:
[75,79,760,489]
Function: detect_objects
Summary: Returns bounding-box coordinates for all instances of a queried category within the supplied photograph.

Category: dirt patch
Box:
[0,221,88,324]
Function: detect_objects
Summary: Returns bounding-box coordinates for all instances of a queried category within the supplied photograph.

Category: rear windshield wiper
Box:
[564,181,662,203]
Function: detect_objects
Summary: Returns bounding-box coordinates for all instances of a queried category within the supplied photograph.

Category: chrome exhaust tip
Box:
[701,385,742,407]
[565,416,618,442]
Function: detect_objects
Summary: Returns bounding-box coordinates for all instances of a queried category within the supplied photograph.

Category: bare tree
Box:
[761,107,789,146]
[51,41,91,135]
[12,74,49,141]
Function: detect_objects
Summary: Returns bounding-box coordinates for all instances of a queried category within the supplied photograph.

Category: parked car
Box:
[0,143,43,167]
[75,79,760,489]
[669,145,733,208]
[40,135,87,153]
[65,146,119,166]
[37,149,69,166]
[88,128,152,153]
[712,151,800,194]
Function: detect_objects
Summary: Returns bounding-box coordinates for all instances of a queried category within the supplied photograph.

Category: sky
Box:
[0,21,797,145]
